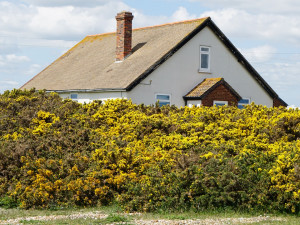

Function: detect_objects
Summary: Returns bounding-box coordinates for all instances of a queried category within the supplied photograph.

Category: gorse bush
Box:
[0,89,299,213]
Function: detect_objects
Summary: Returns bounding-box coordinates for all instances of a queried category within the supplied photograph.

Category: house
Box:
[21,11,287,107]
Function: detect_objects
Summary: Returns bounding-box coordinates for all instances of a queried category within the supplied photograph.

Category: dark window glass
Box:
[201,54,209,69]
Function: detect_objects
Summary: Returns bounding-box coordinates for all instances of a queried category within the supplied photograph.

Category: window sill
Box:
[198,70,212,74]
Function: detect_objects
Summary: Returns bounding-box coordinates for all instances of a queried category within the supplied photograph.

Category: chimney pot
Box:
[116,11,134,61]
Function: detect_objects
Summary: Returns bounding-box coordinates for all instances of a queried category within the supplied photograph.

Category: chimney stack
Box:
[115,11,134,62]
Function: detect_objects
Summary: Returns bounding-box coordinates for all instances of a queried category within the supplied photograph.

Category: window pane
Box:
[238,99,250,104]
[201,47,209,52]
[201,54,209,69]
[159,101,170,107]
[70,94,78,99]
[156,94,170,100]
[215,103,226,106]
[238,105,245,109]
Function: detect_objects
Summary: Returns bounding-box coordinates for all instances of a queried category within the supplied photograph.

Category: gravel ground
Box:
[131,216,285,224]
[0,212,287,224]
[0,211,107,224]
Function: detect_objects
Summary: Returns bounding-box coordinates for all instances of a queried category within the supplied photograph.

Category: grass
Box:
[0,206,298,225]
[18,214,132,225]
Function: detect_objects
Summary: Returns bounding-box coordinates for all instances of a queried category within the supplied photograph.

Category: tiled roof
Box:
[184,78,241,100]
[21,17,208,91]
[184,78,223,98]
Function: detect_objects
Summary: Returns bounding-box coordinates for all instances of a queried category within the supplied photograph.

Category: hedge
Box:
[0,89,299,213]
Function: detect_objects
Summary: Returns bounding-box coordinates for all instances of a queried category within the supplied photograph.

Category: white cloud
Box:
[23,0,116,7]
[0,1,131,41]
[171,6,196,21]
[132,6,197,29]
[0,2,199,42]
[200,8,300,46]
[129,11,167,28]
[189,0,300,14]
[6,54,30,63]
[0,2,35,36]
[0,38,19,54]
[25,64,42,76]
[0,54,30,67]
[255,60,300,92]
[240,45,277,63]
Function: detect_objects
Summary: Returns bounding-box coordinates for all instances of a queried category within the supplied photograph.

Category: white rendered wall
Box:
[128,27,273,107]
[59,91,127,104]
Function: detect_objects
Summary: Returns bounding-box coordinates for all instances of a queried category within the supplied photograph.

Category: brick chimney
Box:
[115,11,134,62]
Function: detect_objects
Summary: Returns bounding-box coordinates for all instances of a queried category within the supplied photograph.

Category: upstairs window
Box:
[238,98,250,109]
[156,94,170,107]
[199,46,210,72]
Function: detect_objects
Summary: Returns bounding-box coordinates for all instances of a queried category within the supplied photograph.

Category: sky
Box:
[0,0,300,107]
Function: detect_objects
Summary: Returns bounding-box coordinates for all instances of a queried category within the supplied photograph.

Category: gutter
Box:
[46,88,126,93]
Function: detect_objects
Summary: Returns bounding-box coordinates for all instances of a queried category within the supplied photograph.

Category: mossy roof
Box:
[21,17,208,91]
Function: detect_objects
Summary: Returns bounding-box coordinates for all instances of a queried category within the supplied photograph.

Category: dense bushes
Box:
[0,89,299,213]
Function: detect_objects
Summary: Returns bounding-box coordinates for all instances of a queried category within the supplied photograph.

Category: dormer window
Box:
[199,46,210,72]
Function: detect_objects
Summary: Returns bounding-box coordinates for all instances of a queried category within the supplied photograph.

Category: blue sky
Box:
[0,0,300,107]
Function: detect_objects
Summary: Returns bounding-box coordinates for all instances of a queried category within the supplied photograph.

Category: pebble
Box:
[0,212,286,225]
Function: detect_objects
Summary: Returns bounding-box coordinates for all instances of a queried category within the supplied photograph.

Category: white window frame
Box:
[199,46,211,73]
[155,93,171,107]
[188,103,202,108]
[213,100,228,106]
[187,100,202,108]
[238,98,251,109]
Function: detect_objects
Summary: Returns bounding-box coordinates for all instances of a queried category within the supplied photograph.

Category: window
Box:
[238,98,250,109]
[187,100,202,107]
[213,100,228,106]
[188,103,201,108]
[70,93,78,101]
[199,46,210,72]
[156,94,170,107]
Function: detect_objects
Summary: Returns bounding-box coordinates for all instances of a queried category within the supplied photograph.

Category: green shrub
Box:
[0,195,19,209]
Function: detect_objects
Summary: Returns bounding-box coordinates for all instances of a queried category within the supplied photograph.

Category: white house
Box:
[21,11,287,107]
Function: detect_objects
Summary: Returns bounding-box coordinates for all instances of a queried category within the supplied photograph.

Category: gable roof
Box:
[183,78,241,100]
[21,16,287,106]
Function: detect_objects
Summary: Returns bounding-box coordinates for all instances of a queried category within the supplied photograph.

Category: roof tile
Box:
[185,78,223,98]
[21,17,208,91]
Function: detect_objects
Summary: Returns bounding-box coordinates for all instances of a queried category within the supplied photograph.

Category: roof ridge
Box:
[205,77,223,81]
[87,31,115,37]
[133,17,209,31]
[87,17,210,37]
